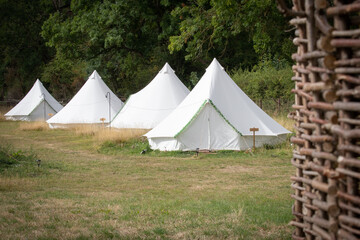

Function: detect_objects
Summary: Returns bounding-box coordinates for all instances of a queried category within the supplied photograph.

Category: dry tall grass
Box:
[70,124,103,136]
[19,121,49,131]
[95,128,149,143]
[69,124,149,143]
[0,106,11,121]
[272,114,294,132]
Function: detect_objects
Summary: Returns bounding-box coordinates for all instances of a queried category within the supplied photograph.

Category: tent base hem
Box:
[147,133,288,151]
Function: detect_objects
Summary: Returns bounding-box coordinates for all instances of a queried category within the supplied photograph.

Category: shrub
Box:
[0,145,37,171]
[232,59,293,114]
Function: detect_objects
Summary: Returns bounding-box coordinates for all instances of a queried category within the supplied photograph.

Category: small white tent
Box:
[145,58,291,151]
[47,70,123,128]
[5,79,63,121]
[110,63,190,129]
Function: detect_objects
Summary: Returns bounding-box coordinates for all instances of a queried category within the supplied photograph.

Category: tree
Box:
[168,0,294,67]
[0,0,54,100]
[232,59,293,113]
[41,0,189,99]
[0,0,295,106]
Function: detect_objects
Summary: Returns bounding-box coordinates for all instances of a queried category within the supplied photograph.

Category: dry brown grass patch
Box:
[69,124,149,143]
[70,124,103,136]
[0,177,37,191]
[95,128,149,143]
[0,106,11,121]
[19,121,49,131]
[272,114,294,132]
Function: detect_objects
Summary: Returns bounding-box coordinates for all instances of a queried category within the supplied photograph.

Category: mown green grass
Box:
[0,121,294,239]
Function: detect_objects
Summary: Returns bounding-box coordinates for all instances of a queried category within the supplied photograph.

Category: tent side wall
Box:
[148,134,288,151]
[5,101,58,121]
[148,137,185,151]
[176,103,241,150]
[148,103,243,151]
[29,100,58,121]
[48,122,108,129]
[147,103,289,151]
[5,116,31,121]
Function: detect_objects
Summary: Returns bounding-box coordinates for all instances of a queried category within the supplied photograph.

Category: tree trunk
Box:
[277,98,281,113]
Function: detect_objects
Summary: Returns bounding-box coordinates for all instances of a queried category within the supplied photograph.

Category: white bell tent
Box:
[47,70,123,128]
[5,79,63,121]
[110,63,190,129]
[145,58,291,151]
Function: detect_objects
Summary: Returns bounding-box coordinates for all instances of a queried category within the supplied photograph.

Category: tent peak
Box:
[206,58,224,72]
[89,70,102,80]
[33,79,45,96]
[160,62,175,74]
[34,79,44,87]
[47,70,123,125]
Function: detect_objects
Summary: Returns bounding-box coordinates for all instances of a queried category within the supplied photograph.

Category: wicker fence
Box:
[277,0,360,239]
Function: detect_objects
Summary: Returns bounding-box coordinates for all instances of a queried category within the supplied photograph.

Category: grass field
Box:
[0,118,295,239]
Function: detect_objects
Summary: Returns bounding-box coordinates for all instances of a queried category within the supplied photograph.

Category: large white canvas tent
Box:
[145,58,291,151]
[47,70,123,128]
[110,63,190,129]
[5,79,63,121]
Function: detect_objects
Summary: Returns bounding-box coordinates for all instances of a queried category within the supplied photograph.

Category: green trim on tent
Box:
[110,95,130,124]
[174,99,207,138]
[208,99,242,136]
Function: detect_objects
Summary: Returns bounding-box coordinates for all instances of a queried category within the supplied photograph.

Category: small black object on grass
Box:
[140,149,147,154]
[36,159,41,167]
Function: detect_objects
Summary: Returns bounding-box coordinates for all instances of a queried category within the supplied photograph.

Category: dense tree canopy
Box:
[0,0,54,100]
[0,0,295,111]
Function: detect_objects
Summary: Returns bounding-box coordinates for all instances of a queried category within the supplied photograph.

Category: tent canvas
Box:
[110,63,190,129]
[145,58,291,151]
[47,70,123,128]
[5,79,63,121]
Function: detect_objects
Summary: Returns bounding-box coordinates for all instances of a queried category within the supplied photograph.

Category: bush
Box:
[231,59,293,114]
[0,145,37,171]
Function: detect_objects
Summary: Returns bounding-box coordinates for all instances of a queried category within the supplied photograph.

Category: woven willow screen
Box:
[277,0,360,239]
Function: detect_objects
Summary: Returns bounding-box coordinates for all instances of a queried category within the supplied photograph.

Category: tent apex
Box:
[160,62,175,74]
[34,79,43,86]
[89,70,101,80]
[207,58,224,72]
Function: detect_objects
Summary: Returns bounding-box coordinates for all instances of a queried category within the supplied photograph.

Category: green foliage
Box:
[189,71,200,88]
[1,0,295,103]
[232,59,293,113]
[41,57,87,101]
[0,0,54,99]
[98,138,151,156]
[0,144,36,171]
[169,0,295,66]
[41,0,188,98]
